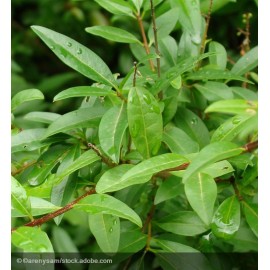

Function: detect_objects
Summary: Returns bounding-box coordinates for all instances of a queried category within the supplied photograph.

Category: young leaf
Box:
[231,46,258,75]
[44,106,105,138]
[89,214,120,253]
[31,26,118,89]
[183,142,243,183]
[74,194,142,227]
[11,227,54,252]
[54,86,113,101]
[242,201,258,237]
[127,87,163,159]
[211,196,241,239]
[96,153,188,193]
[163,126,199,155]
[185,173,217,225]
[11,89,44,112]
[86,26,141,44]
[24,112,61,124]
[209,41,227,70]
[156,211,209,236]
[205,99,258,115]
[99,102,128,163]
[11,176,32,219]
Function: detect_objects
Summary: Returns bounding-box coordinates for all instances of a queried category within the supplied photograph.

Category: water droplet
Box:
[113,219,117,225]
[190,118,198,125]
[23,145,27,149]
[232,117,241,125]
[150,104,160,114]
[66,42,72,47]
[191,35,201,45]
[191,0,197,5]
[49,45,55,50]
[20,240,32,246]
[109,228,113,233]
[76,48,82,54]
[38,245,48,252]
[143,94,152,105]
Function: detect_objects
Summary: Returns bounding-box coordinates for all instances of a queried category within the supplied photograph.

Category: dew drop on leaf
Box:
[143,94,152,105]
[49,45,55,50]
[232,118,241,125]
[113,219,117,225]
[190,118,198,125]
[109,228,113,233]
[66,42,72,47]
[76,48,82,54]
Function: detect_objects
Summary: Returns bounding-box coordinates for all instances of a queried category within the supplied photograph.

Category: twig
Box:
[243,140,258,152]
[11,161,37,176]
[133,61,138,87]
[11,188,96,232]
[230,177,243,201]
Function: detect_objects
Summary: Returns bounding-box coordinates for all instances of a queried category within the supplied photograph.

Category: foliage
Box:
[11,0,258,269]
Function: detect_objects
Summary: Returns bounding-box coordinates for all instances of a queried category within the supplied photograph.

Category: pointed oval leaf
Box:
[11,89,44,112]
[31,26,117,89]
[185,173,217,225]
[11,176,32,219]
[129,0,143,13]
[118,230,147,253]
[97,153,188,193]
[243,201,258,237]
[74,194,142,227]
[89,214,120,253]
[24,112,61,124]
[99,103,128,163]
[183,142,243,183]
[44,106,105,138]
[54,86,114,101]
[127,87,163,159]
[156,211,209,236]
[209,41,227,70]
[86,26,140,44]
[11,227,54,252]
[211,196,241,239]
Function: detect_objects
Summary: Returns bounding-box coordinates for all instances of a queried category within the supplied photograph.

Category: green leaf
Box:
[54,86,114,101]
[148,8,179,44]
[163,126,199,155]
[156,211,209,236]
[243,202,258,237]
[201,160,234,178]
[231,46,258,75]
[154,176,182,205]
[211,196,241,239]
[54,150,100,184]
[94,0,134,17]
[186,69,252,83]
[99,102,128,163]
[160,36,178,67]
[44,106,105,138]
[12,197,60,217]
[11,89,44,112]
[211,114,258,142]
[11,227,54,252]
[86,26,140,44]
[205,99,258,115]
[231,86,258,100]
[96,153,188,193]
[185,173,217,225]
[74,194,142,227]
[89,214,120,253]
[118,231,146,253]
[183,142,243,183]
[129,0,143,13]
[31,26,118,89]
[194,82,234,102]
[200,0,235,13]
[11,176,32,219]
[127,87,163,159]
[209,41,227,70]
[24,112,61,124]
[174,108,210,148]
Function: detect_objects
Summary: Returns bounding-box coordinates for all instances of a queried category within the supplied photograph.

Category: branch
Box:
[243,140,258,153]
[133,61,138,87]
[11,188,96,232]
[12,160,37,176]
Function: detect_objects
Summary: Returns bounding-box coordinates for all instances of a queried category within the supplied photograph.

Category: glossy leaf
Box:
[86,26,140,44]
[174,108,210,148]
[11,89,44,112]
[209,41,227,70]
[24,112,60,124]
[194,82,233,101]
[183,142,243,183]
[89,214,120,253]
[74,194,142,227]
[129,0,143,13]
[31,26,118,88]
[127,86,163,159]
[212,196,241,239]
[118,231,146,253]
[156,211,209,236]
[205,99,258,115]
[159,36,178,67]
[163,126,199,155]
[12,197,60,217]
[243,202,258,237]
[211,114,257,142]
[54,86,113,101]
[99,102,128,163]
[231,86,258,100]
[11,227,54,252]
[185,173,217,225]
[44,106,105,138]
[231,46,258,75]
[11,176,32,219]
[96,153,188,193]
[54,150,100,184]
